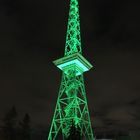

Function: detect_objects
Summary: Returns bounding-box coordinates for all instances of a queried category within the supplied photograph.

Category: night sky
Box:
[0,0,140,135]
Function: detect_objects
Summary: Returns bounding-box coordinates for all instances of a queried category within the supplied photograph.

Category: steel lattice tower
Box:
[48,0,94,139]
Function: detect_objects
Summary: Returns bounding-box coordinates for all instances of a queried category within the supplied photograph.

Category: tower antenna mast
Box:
[48,0,94,139]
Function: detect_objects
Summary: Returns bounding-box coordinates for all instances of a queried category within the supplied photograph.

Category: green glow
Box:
[65,0,82,56]
[48,0,94,139]
[53,53,93,76]
[58,59,88,72]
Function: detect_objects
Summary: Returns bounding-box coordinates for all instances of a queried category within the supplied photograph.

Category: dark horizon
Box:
[0,0,140,137]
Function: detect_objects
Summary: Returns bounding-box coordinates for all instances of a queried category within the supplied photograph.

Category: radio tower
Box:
[48,0,94,139]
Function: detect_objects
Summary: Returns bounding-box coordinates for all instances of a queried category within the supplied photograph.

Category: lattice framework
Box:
[48,0,94,139]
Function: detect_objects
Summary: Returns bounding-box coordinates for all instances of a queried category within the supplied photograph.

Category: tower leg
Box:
[48,74,94,140]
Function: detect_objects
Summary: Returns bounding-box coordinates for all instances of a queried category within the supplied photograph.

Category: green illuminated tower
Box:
[48,0,94,139]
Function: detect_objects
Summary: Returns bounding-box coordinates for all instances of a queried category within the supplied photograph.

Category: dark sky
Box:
[0,0,140,135]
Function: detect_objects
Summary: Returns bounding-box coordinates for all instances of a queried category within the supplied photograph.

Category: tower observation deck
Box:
[48,0,94,139]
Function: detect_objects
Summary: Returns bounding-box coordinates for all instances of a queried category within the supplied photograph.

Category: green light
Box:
[58,59,88,72]
[53,53,93,76]
[64,0,82,56]
[48,0,94,139]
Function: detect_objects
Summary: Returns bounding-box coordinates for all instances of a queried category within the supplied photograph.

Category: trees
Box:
[2,106,18,140]
[2,106,31,140]
[19,113,31,140]
[66,121,81,140]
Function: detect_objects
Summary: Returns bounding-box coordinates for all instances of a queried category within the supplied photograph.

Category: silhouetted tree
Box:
[66,121,81,140]
[2,106,18,140]
[19,113,31,140]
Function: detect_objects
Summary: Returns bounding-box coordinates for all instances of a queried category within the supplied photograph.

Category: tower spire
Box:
[65,0,82,56]
[48,0,94,139]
